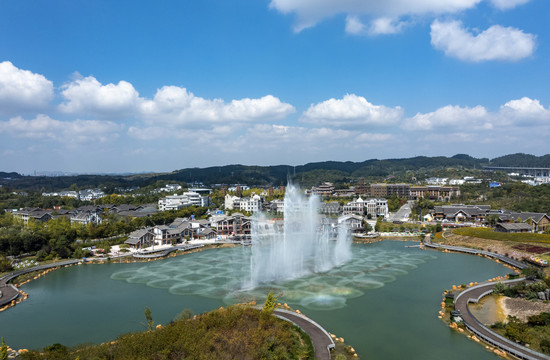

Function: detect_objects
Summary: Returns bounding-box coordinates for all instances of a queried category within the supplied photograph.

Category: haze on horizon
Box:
[0,0,548,174]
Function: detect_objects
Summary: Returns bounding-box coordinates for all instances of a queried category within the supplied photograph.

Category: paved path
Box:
[273,308,335,360]
[423,235,528,269]
[454,279,550,360]
[0,259,80,307]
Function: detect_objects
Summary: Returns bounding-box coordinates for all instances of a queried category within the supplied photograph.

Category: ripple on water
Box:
[300,295,347,310]
[110,244,433,310]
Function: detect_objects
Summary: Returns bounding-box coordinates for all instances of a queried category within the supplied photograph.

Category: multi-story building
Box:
[158,191,209,211]
[309,182,335,196]
[409,186,460,201]
[342,197,388,218]
[370,183,410,198]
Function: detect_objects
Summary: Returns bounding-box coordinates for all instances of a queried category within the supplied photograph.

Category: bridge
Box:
[423,236,528,270]
[483,166,550,177]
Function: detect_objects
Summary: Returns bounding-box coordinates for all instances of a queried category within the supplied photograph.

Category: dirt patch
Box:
[502,297,550,322]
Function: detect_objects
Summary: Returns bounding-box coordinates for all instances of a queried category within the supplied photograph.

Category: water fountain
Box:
[247,183,352,288]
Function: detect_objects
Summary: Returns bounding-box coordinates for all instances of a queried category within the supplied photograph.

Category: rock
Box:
[544,289,550,300]
[538,292,546,301]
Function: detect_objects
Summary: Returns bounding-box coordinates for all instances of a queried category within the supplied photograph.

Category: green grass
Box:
[452,227,550,243]
[19,305,315,360]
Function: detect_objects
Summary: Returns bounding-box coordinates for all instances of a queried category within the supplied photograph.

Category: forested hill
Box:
[0,172,22,179]
[2,153,550,191]
[159,154,489,185]
[489,153,550,167]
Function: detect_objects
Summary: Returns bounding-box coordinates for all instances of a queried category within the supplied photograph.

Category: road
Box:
[388,201,413,222]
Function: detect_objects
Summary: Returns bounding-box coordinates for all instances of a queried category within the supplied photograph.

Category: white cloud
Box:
[430,20,536,62]
[345,16,367,35]
[404,97,550,131]
[301,94,403,127]
[59,76,141,117]
[0,61,53,113]
[270,0,481,32]
[404,104,490,130]
[345,16,407,35]
[490,0,530,10]
[139,86,295,125]
[0,114,120,143]
[499,97,550,125]
[369,17,408,35]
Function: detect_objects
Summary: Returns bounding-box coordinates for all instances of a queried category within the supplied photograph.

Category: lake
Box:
[1,241,509,359]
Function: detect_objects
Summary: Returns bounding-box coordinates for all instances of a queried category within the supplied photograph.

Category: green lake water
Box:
[1,241,509,359]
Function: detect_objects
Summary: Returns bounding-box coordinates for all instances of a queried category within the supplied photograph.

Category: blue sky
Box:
[0,0,548,174]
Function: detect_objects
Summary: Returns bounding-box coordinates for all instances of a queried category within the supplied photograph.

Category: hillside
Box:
[1,153,549,191]
[18,306,314,360]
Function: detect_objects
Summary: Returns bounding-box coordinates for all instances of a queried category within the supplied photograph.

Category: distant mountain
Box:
[0,171,22,179]
[489,153,550,167]
[1,153,548,191]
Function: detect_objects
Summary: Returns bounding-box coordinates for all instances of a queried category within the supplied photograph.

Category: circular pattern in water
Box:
[110,245,435,310]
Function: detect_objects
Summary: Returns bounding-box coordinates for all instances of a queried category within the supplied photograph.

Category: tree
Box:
[1,337,7,360]
[263,291,278,314]
[174,308,194,322]
[144,306,154,331]
[486,214,499,227]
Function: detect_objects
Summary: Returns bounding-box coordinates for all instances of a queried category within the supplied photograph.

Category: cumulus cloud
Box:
[404,104,490,130]
[0,114,120,143]
[0,61,53,113]
[270,0,481,32]
[490,0,530,10]
[59,76,141,117]
[499,97,550,125]
[430,20,536,62]
[301,94,403,127]
[139,86,295,125]
[404,97,550,131]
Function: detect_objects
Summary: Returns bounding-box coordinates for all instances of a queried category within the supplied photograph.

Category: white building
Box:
[342,197,388,218]
[224,194,241,210]
[158,191,209,211]
[239,194,262,213]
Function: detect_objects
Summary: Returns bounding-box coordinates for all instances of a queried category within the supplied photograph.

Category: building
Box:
[213,213,251,236]
[495,223,532,233]
[342,197,388,218]
[13,208,53,224]
[409,186,460,201]
[124,229,154,249]
[320,202,341,215]
[498,212,550,232]
[309,182,335,196]
[433,204,490,222]
[239,194,262,213]
[158,191,209,211]
[224,194,241,210]
[338,214,363,232]
[370,183,410,198]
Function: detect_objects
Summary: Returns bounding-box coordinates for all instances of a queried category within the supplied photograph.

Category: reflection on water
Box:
[111,245,436,310]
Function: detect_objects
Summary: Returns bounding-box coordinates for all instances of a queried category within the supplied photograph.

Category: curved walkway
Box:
[272,308,335,360]
[454,279,550,360]
[424,235,528,269]
[0,259,80,307]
